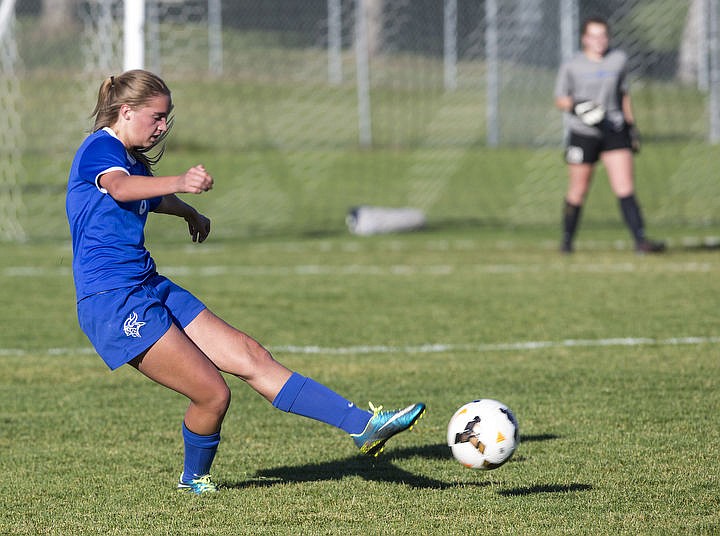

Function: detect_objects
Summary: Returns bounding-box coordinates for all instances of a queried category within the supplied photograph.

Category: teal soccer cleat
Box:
[177,474,218,495]
[351,402,426,457]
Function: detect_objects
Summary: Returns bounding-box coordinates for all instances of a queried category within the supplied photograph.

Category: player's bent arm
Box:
[154,194,212,243]
[99,165,213,203]
[154,193,196,218]
[99,171,182,202]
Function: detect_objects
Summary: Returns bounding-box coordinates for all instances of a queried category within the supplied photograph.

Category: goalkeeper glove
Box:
[627,122,641,153]
[572,100,605,126]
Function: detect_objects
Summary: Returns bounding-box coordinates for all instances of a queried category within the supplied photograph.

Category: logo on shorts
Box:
[123,312,146,338]
[566,145,584,164]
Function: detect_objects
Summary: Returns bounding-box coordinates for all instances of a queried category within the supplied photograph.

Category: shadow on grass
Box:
[223,434,562,491]
[224,442,477,490]
[227,458,460,490]
[498,483,593,496]
[680,241,720,252]
[518,433,560,443]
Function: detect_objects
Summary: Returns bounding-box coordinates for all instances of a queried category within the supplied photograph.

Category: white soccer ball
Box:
[447,399,519,470]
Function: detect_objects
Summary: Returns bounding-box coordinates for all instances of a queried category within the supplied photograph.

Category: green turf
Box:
[1,224,719,535]
[4,20,720,533]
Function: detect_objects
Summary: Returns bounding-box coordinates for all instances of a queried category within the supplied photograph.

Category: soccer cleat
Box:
[635,239,666,254]
[351,402,426,457]
[560,241,574,254]
[177,474,218,495]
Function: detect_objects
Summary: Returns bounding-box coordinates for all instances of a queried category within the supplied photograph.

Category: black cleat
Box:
[635,239,666,254]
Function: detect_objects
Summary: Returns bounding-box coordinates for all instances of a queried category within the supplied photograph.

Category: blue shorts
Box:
[77,274,206,370]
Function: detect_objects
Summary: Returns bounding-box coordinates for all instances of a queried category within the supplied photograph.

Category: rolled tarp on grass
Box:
[346,205,426,236]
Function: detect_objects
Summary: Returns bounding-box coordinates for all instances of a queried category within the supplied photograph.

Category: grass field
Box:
[6,79,720,535]
[4,21,720,534]
[2,219,719,534]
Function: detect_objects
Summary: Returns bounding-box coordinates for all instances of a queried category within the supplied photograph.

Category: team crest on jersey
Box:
[139,200,148,215]
[123,312,146,338]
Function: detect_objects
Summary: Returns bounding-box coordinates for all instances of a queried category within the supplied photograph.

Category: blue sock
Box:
[272,372,371,435]
[180,422,221,483]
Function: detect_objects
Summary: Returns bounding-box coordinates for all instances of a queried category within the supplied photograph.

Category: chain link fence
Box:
[2,0,719,241]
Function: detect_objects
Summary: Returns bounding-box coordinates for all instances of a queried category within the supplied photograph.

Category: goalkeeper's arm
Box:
[621,93,636,126]
[554,95,574,113]
[622,93,641,153]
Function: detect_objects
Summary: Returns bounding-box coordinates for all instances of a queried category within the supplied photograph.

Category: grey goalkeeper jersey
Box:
[554,48,630,137]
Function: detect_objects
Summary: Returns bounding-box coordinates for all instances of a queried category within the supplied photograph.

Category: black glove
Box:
[627,122,641,153]
[572,100,605,126]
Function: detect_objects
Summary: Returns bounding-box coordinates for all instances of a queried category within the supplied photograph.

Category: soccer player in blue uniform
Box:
[66,70,425,494]
[554,16,665,254]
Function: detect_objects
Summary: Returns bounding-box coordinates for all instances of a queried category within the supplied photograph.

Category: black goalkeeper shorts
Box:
[564,127,632,164]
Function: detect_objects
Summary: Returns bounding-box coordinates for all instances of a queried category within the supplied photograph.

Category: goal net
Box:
[0,0,24,241]
[3,0,720,242]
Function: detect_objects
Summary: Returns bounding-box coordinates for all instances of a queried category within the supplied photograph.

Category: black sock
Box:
[562,200,582,247]
[619,194,645,243]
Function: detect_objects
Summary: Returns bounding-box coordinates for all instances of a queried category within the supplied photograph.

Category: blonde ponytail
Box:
[90,70,173,173]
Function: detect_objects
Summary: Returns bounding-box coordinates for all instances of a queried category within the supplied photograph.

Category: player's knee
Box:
[566,191,586,206]
[218,384,232,414]
[240,346,280,384]
[243,338,275,366]
[204,382,231,418]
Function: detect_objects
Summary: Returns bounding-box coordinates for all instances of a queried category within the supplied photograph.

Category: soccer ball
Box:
[447,399,519,470]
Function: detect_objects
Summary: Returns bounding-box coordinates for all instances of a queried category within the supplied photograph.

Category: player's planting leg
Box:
[177,422,221,494]
[130,322,230,494]
[177,474,218,495]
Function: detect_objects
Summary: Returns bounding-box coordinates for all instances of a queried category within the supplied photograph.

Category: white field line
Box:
[272,336,720,354]
[2,261,716,278]
[2,336,720,358]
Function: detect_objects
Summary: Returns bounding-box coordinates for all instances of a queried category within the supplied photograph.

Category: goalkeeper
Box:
[554,16,665,254]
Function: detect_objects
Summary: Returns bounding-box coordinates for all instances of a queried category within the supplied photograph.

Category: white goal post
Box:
[123,0,145,70]
[0,0,15,40]
[0,0,24,242]
[123,0,224,72]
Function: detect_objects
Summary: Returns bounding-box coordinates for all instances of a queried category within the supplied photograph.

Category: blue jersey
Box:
[66,128,162,301]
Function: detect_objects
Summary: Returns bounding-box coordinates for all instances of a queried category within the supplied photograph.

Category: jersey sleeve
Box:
[554,61,572,99]
[617,51,630,95]
[78,135,130,192]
